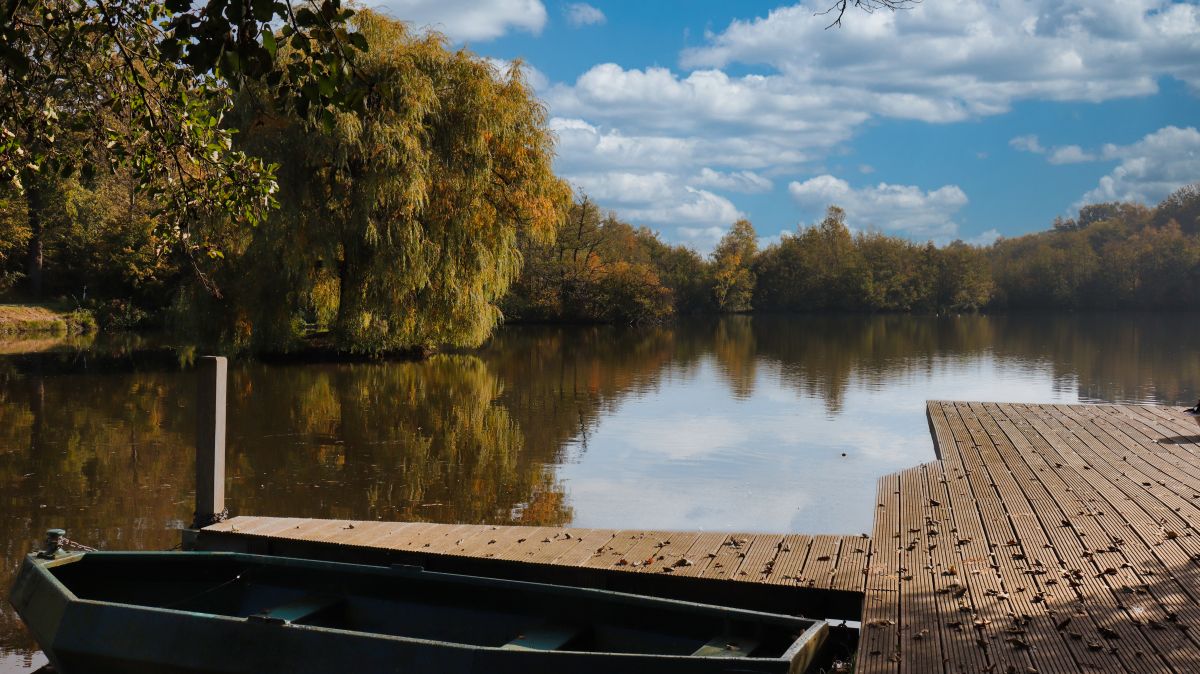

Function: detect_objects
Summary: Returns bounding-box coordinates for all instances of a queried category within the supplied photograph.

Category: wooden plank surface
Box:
[859,402,1200,674]
[204,517,870,594]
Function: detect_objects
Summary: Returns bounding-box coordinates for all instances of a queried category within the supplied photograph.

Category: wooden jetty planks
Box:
[859,472,902,673]
[830,534,872,593]
[858,401,1200,674]
[739,534,787,583]
[1019,404,1200,670]
[666,532,733,579]
[202,518,870,594]
[550,529,619,567]
[982,403,1161,674]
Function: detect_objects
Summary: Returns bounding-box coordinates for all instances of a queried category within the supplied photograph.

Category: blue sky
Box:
[373,1,1200,252]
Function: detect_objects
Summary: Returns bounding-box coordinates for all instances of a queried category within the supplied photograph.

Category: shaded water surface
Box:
[2,313,1199,667]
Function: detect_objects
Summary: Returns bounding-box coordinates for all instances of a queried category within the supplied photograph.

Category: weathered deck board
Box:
[858,402,1200,674]
[201,517,871,596]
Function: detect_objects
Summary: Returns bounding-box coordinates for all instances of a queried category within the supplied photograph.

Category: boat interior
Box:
[46,553,817,661]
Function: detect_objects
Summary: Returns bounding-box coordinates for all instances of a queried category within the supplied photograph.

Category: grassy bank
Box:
[0,304,97,337]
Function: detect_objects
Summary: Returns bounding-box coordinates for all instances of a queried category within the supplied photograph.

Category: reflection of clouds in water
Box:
[761,354,1074,413]
[772,354,1073,450]
[564,475,814,534]
[616,415,745,460]
[560,345,1085,534]
[559,361,891,532]
[823,357,1078,420]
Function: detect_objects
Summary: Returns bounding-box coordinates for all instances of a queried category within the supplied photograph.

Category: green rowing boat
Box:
[10,548,828,673]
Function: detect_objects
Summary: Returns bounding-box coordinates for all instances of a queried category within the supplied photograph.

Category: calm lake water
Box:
[2,313,1199,669]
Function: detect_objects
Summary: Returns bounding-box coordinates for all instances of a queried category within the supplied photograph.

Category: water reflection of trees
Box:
[479,325,690,458]
[750,315,1002,413]
[711,316,757,400]
[4,314,1200,658]
[749,314,1200,412]
[984,313,1200,404]
[224,356,572,527]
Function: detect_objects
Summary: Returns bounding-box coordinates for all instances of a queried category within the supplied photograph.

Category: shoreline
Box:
[0,305,96,338]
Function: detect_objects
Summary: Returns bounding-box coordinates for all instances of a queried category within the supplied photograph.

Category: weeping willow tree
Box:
[189,10,570,353]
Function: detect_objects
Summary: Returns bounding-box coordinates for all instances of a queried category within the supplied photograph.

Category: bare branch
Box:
[818,0,919,29]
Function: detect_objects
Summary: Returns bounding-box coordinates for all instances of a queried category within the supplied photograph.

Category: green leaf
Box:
[301,80,320,104]
[295,7,317,28]
[158,37,182,61]
[252,0,275,22]
[262,31,276,58]
[222,49,241,74]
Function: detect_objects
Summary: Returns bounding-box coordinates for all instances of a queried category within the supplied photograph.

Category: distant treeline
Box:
[3,174,1199,336]
[4,179,1199,335]
[504,184,1200,323]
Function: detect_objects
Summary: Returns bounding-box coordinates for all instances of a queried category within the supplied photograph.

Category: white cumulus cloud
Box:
[788,175,969,240]
[1079,125,1200,206]
[682,1,1200,111]
[690,168,774,193]
[1012,135,1098,164]
[548,119,759,250]
[621,187,743,230]
[967,229,1002,246]
[1047,145,1097,164]
[548,64,868,141]
[569,171,678,203]
[372,0,547,41]
[566,170,743,253]
[1010,134,1046,154]
[565,3,605,27]
[678,226,730,255]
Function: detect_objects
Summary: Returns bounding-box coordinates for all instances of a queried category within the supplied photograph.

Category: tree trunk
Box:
[335,241,365,343]
[26,180,46,298]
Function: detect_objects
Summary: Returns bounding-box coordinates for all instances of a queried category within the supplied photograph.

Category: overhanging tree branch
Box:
[817,0,919,29]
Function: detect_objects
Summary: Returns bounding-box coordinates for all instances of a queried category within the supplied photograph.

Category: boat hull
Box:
[10,551,828,673]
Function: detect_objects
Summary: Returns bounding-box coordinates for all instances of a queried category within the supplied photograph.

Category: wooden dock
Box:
[194,519,872,620]
[191,400,1200,673]
[860,402,1200,674]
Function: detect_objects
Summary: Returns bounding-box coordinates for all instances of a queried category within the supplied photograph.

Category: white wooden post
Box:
[192,356,228,528]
